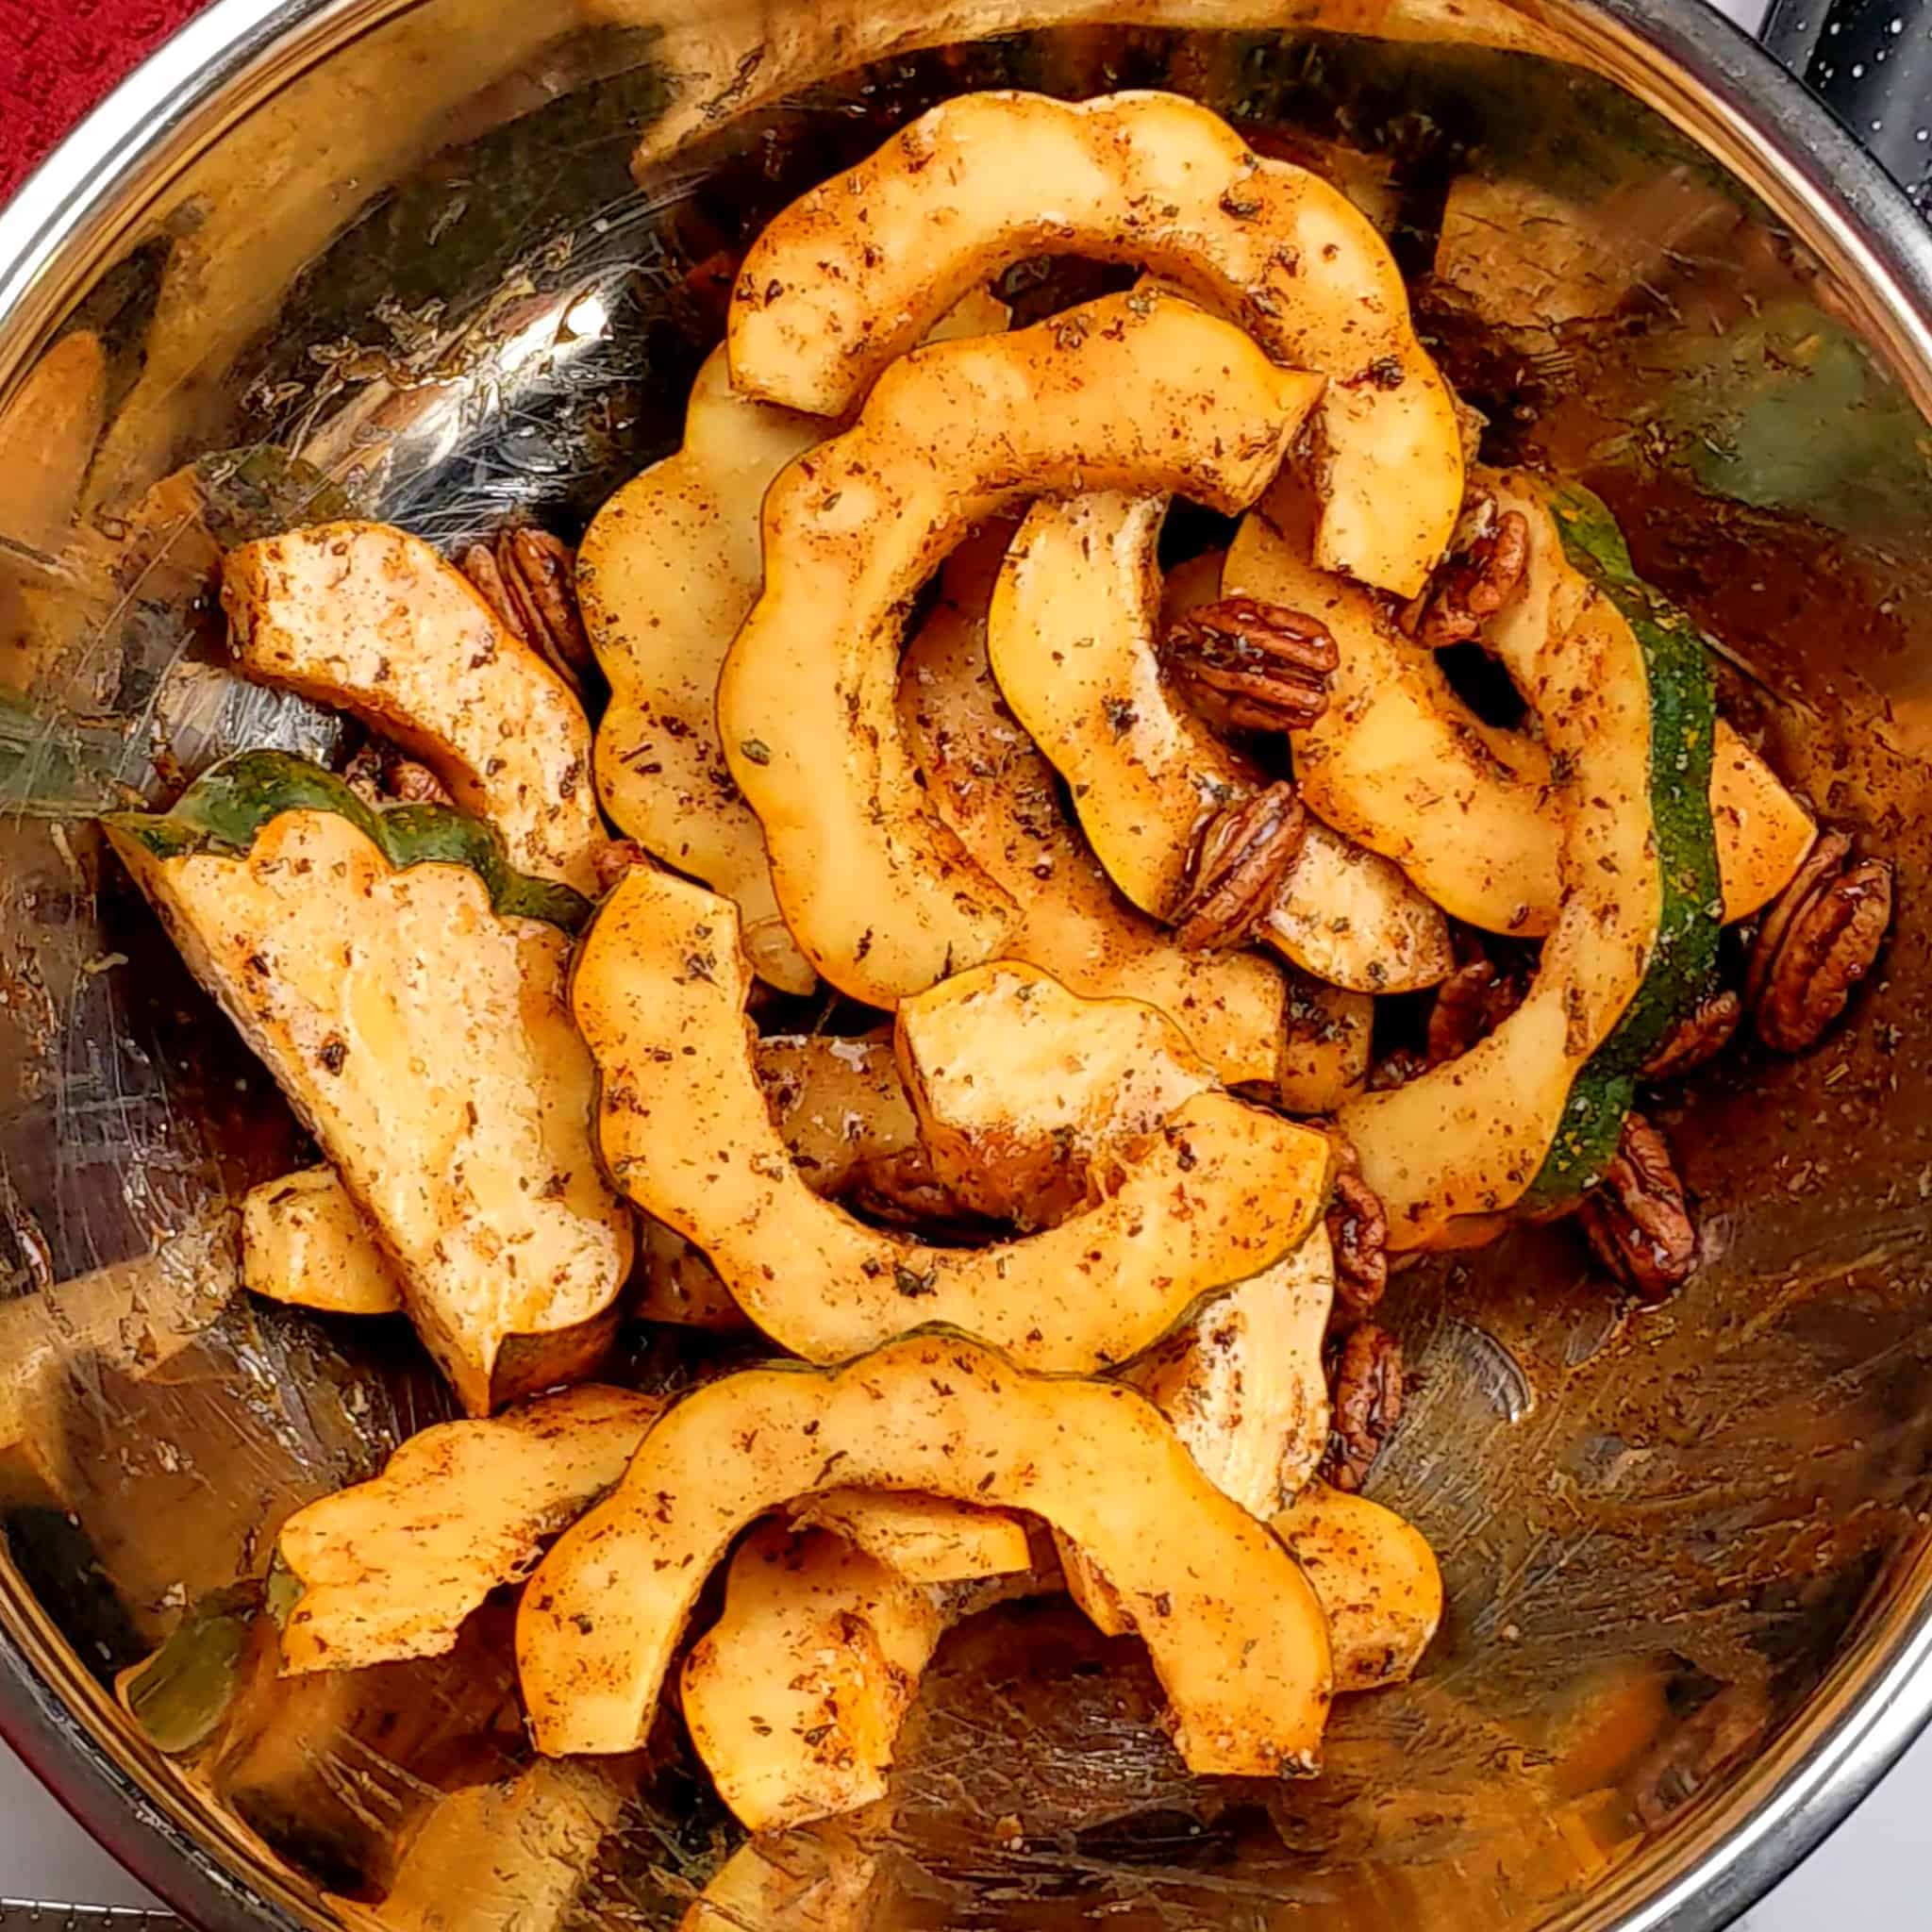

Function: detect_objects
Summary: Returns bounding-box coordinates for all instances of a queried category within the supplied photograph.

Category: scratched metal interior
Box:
[3,0,1932,1926]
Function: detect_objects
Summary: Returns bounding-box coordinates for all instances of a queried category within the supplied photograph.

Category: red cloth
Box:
[0,0,208,204]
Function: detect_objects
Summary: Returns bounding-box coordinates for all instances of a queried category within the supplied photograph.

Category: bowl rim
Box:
[4,0,1932,1927]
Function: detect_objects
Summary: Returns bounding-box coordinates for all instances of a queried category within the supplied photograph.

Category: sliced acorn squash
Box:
[1222,477,1814,931]
[898,528,1287,1086]
[223,524,604,896]
[784,1488,1028,1585]
[1273,1483,1443,1692]
[990,491,1452,992]
[1336,476,1720,1243]
[576,864,1330,1370]
[517,1331,1335,1774]
[682,1524,942,1831]
[579,291,1008,994]
[729,90,1461,595]
[1279,978,1373,1114]
[102,753,632,1411]
[680,1832,882,1932]
[718,287,1324,1006]
[241,1165,403,1316]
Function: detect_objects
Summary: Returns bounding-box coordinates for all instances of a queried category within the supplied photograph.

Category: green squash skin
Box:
[121,1580,264,1756]
[1524,487,1721,1208]
[103,751,591,934]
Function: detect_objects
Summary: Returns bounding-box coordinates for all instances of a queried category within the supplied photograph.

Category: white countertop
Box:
[5,0,1926,1923]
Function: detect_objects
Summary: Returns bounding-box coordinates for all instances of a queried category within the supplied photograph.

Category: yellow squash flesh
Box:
[579,291,1008,993]
[682,1524,941,1830]
[223,524,604,896]
[241,1165,403,1316]
[1223,481,1815,930]
[107,808,634,1413]
[898,529,1286,1086]
[575,866,1330,1370]
[1336,475,1657,1245]
[990,491,1453,992]
[517,1333,1335,1774]
[1279,979,1374,1113]
[785,1490,1029,1585]
[1274,1483,1444,1692]
[729,89,1461,594]
[718,288,1323,1006]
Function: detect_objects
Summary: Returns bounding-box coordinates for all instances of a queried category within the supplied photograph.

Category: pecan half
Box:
[341,741,451,808]
[1405,508,1530,646]
[1366,1045,1429,1092]
[1743,830,1893,1054]
[840,1148,1006,1245]
[461,526,594,692]
[1575,1112,1696,1303]
[1641,989,1741,1080]
[1169,781,1306,951]
[1327,1162,1389,1317]
[1321,1323,1405,1493]
[1163,596,1340,733]
[1425,957,1526,1065]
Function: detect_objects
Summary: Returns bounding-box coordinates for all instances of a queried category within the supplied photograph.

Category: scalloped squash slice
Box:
[718,287,1323,1006]
[1223,480,1814,931]
[241,1165,403,1316]
[1274,1484,1443,1692]
[682,1524,941,1831]
[899,534,1287,1087]
[990,491,1452,992]
[223,524,604,896]
[102,754,632,1413]
[517,1333,1335,1774]
[575,865,1329,1370]
[785,1488,1028,1584]
[729,90,1461,594]
[579,291,1008,993]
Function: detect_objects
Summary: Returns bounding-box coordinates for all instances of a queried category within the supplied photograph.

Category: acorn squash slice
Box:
[989,490,1453,992]
[580,291,1008,994]
[718,287,1323,1006]
[898,527,1287,1086]
[575,864,1329,1369]
[728,89,1461,595]
[1335,475,1721,1244]
[223,523,604,896]
[278,1389,1021,1675]
[1222,477,1813,931]
[1279,978,1373,1114]
[241,1165,403,1317]
[102,753,632,1412]
[1272,1483,1443,1693]
[516,1331,1335,1773]
[682,1524,942,1831]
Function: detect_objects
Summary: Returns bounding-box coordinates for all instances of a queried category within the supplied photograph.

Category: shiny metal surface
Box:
[4,2,1932,1929]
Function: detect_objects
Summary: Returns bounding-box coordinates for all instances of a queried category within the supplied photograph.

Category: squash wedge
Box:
[278,1389,1021,1675]
[1336,476,1718,1244]
[1273,1484,1443,1692]
[898,529,1287,1086]
[241,1165,404,1316]
[718,288,1323,1006]
[1222,479,1814,931]
[681,1832,882,1932]
[729,90,1461,595]
[517,1332,1335,1773]
[102,754,632,1412]
[580,291,1008,993]
[575,865,1330,1370]
[683,1524,941,1830]
[223,524,604,896]
[1279,978,1373,1114]
[990,491,1452,992]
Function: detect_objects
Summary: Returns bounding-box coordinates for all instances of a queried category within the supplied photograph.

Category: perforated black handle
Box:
[1763,0,1932,213]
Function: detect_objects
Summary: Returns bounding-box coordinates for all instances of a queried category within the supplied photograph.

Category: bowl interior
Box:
[4,1,1932,1927]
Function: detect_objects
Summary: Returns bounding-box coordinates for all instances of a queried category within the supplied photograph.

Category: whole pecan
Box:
[1163,596,1340,733]
[1425,957,1526,1065]
[1405,508,1530,647]
[1743,830,1893,1054]
[461,526,594,691]
[1575,1112,1696,1303]
[1321,1323,1405,1493]
[1641,989,1742,1080]
[1325,1135,1388,1316]
[1169,781,1307,951]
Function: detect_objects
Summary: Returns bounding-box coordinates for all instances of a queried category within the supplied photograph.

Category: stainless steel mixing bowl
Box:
[5,0,1932,1926]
